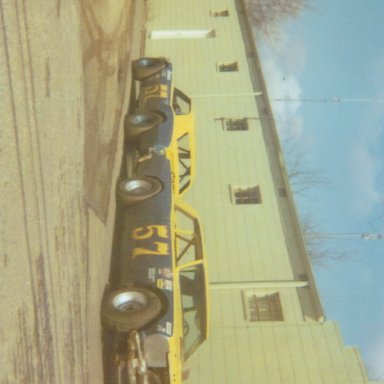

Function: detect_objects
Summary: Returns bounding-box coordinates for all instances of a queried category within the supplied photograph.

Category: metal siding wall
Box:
[143,1,369,383]
[145,1,297,285]
[186,320,367,383]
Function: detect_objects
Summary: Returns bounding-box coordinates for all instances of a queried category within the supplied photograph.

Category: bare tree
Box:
[280,132,331,196]
[300,215,348,267]
[245,0,309,39]
[278,134,344,266]
[286,151,330,195]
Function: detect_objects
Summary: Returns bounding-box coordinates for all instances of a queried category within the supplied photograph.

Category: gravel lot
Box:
[0,1,144,382]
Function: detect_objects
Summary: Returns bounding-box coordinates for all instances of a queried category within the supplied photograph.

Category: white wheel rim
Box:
[112,291,148,313]
[123,179,152,195]
[132,114,153,126]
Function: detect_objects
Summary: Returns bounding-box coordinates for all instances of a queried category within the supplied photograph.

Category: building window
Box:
[211,9,229,17]
[218,62,238,72]
[225,118,249,131]
[231,185,262,205]
[215,117,258,131]
[245,292,283,321]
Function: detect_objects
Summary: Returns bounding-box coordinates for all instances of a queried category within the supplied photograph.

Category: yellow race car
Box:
[101,58,209,384]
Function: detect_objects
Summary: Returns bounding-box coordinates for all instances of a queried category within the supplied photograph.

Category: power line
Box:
[271,97,384,103]
[306,232,383,240]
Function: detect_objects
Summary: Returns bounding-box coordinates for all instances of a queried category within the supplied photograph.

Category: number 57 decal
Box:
[132,225,170,258]
[143,84,168,101]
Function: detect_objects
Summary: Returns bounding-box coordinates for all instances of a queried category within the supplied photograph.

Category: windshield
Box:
[175,206,203,266]
[179,264,207,360]
[172,88,191,115]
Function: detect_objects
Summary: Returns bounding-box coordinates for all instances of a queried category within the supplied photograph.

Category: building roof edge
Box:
[235,0,325,321]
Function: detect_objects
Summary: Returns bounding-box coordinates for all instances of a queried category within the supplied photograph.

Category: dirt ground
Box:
[0,1,145,383]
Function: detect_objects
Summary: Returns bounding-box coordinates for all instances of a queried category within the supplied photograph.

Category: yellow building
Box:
[143,1,379,383]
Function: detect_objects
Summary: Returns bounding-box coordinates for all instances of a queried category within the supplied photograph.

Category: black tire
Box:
[101,287,162,332]
[120,369,161,384]
[132,57,166,81]
[147,371,162,384]
[125,111,164,140]
[117,176,162,205]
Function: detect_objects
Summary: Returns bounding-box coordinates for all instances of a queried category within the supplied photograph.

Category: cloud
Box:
[259,34,307,140]
[346,52,384,216]
[259,31,384,219]
[366,328,384,379]
[349,143,381,214]
[348,103,384,216]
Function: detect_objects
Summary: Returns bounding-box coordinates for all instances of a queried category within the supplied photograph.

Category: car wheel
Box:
[125,112,164,140]
[117,176,162,205]
[101,288,162,332]
[121,367,161,384]
[147,371,162,384]
[132,57,166,81]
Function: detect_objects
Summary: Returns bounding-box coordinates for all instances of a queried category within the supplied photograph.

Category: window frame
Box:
[225,118,249,131]
[211,9,229,17]
[242,291,284,322]
[230,185,262,205]
[218,62,239,72]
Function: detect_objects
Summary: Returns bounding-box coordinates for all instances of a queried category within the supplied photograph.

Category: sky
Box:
[258,0,384,379]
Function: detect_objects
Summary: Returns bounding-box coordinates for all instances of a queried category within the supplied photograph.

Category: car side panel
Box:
[107,154,175,336]
[136,64,174,148]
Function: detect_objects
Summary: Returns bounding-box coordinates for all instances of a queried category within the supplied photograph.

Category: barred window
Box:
[248,293,283,321]
[211,9,229,17]
[225,118,248,131]
[232,186,261,205]
[218,62,238,72]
